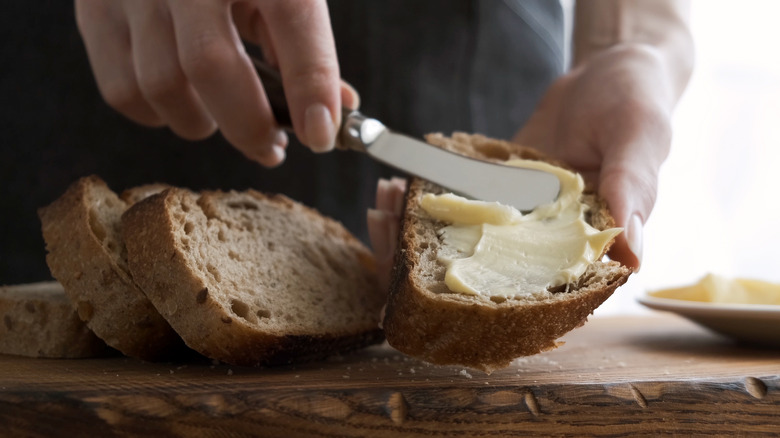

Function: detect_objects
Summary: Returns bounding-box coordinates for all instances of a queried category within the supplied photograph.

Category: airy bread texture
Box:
[383,133,633,373]
[0,282,110,358]
[38,176,182,360]
[122,188,385,366]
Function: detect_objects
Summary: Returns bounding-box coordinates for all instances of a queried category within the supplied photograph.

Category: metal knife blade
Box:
[252,56,560,211]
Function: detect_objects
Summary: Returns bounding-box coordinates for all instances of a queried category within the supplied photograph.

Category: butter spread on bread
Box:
[421,159,621,297]
[383,132,633,373]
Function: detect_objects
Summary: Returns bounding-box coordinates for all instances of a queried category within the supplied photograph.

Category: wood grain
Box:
[1,314,778,437]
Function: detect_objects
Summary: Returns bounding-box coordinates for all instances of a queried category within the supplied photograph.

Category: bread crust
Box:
[38,176,182,360]
[122,188,385,367]
[0,282,110,358]
[383,133,633,373]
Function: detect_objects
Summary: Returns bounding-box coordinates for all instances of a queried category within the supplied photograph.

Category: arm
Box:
[514,0,694,269]
[574,0,693,102]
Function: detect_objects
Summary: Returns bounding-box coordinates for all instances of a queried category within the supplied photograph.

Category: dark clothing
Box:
[0,0,563,283]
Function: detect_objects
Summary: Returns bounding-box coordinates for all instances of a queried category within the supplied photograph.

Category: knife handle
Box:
[250,55,379,153]
[250,56,294,129]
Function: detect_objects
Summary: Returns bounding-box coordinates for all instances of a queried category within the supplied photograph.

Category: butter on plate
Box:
[650,274,780,306]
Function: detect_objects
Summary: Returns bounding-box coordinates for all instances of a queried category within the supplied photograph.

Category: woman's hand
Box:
[75,0,356,167]
[367,178,407,292]
[514,44,679,269]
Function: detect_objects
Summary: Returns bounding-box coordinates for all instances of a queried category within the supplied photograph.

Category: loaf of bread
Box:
[383,133,633,373]
[122,188,385,366]
[0,282,110,358]
[38,176,183,360]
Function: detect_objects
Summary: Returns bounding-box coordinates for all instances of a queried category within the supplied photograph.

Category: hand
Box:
[367,178,407,292]
[514,44,677,270]
[75,0,358,167]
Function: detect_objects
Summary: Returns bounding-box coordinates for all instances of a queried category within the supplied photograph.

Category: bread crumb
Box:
[227,369,233,376]
[409,367,416,374]
[294,375,300,378]
[459,369,472,379]
[169,370,174,374]
[342,375,350,379]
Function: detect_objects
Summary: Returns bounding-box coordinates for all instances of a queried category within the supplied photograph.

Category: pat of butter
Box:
[651,274,780,305]
[420,159,621,298]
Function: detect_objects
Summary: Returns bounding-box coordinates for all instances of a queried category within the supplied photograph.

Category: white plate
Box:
[638,293,780,347]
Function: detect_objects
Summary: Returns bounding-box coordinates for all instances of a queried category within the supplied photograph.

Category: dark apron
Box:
[0,0,563,282]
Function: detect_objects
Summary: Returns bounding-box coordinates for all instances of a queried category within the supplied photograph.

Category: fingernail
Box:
[304,103,336,152]
[273,130,288,148]
[390,176,407,188]
[255,145,286,168]
[376,179,391,210]
[627,213,643,269]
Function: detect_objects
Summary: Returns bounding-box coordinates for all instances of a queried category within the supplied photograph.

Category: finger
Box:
[168,0,287,167]
[75,0,163,127]
[598,106,672,270]
[367,209,393,262]
[123,0,217,140]
[341,80,360,110]
[389,177,407,216]
[375,179,393,212]
[231,2,278,66]
[367,208,399,292]
[259,0,341,152]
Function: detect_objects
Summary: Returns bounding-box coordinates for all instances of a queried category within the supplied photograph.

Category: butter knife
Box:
[251,57,560,212]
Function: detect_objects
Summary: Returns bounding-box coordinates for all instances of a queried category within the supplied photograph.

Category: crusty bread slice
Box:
[120,183,171,205]
[122,188,385,366]
[38,176,182,360]
[0,282,110,358]
[383,133,633,373]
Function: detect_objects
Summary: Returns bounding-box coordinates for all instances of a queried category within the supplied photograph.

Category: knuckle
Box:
[99,79,143,112]
[285,61,339,97]
[179,33,236,82]
[137,67,186,102]
[266,0,320,19]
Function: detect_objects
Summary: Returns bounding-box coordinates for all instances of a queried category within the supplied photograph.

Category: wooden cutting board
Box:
[1,313,778,437]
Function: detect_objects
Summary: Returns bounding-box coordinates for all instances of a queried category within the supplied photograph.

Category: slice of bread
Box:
[383,133,633,373]
[122,188,385,366]
[0,282,110,358]
[38,176,182,360]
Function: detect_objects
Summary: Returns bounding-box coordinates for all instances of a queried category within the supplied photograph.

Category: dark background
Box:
[0,1,562,284]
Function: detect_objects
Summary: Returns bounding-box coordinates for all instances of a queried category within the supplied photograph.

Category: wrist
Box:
[579,43,688,112]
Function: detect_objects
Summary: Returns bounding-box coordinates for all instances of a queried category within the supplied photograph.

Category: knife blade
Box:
[252,56,560,212]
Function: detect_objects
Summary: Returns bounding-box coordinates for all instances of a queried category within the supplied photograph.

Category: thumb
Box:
[340,80,360,110]
[597,113,671,270]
